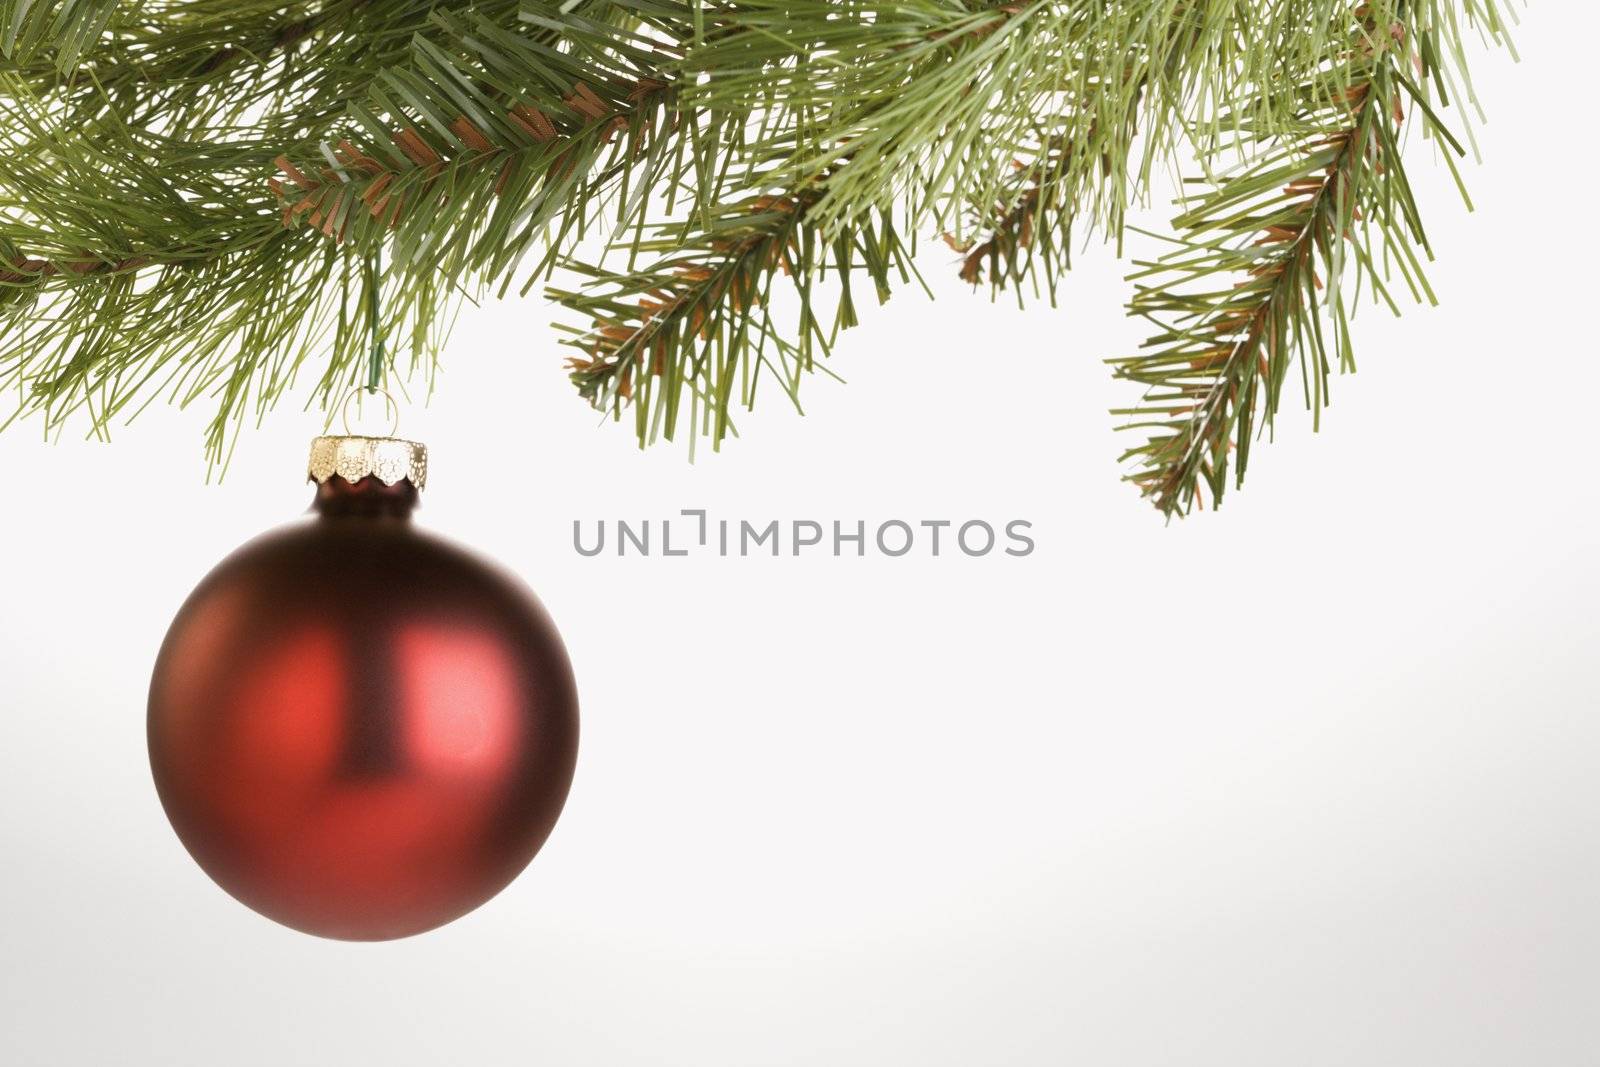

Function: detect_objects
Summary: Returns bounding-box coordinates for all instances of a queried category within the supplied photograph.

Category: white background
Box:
[2,12,1596,1065]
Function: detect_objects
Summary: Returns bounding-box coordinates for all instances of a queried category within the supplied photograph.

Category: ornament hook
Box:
[340,386,402,439]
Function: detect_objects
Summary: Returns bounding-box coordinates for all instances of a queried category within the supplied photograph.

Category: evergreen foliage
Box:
[0,0,1516,513]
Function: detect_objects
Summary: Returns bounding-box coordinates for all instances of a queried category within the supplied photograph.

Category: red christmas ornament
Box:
[147,433,579,940]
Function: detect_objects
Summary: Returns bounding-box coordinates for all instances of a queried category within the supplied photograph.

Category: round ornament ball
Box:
[147,434,579,940]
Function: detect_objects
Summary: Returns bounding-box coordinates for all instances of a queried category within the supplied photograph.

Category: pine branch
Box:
[948,127,1079,294]
[269,75,671,247]
[950,0,1417,298]
[1109,3,1484,516]
[549,0,1120,447]
[265,1,722,290]
[682,0,1090,237]
[5,0,461,133]
[550,180,914,448]
[1,0,696,457]
[0,0,1522,510]
[267,3,687,207]
[947,13,1167,295]
[0,0,127,73]
[551,0,1460,450]
[187,4,350,79]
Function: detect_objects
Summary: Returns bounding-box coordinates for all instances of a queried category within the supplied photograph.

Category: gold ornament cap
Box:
[308,435,428,490]
[308,389,427,490]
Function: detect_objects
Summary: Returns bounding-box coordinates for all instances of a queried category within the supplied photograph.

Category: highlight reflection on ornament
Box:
[147,428,579,941]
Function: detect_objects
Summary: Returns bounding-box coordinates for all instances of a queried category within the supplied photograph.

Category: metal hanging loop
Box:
[340,386,402,439]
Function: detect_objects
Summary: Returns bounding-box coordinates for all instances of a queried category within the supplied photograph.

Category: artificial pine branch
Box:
[1110,3,1481,515]
[551,183,914,448]
[0,0,1520,517]
[0,0,126,73]
[947,19,1170,296]
[545,0,1086,446]
[681,0,1092,238]
[949,126,1080,295]
[1,0,686,457]
[266,0,695,251]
